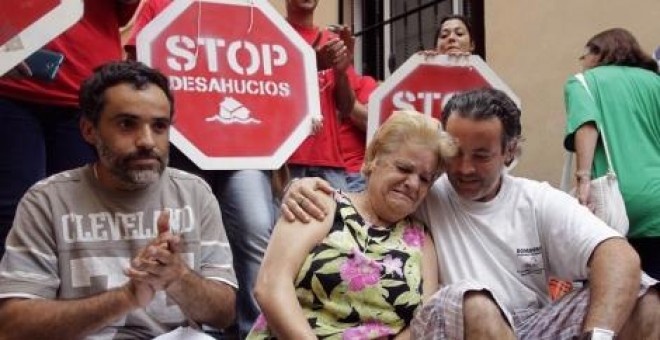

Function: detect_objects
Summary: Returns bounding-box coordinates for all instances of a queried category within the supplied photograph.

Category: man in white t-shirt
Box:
[283,88,659,339]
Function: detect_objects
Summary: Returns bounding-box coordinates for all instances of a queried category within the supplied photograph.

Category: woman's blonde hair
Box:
[362,110,456,180]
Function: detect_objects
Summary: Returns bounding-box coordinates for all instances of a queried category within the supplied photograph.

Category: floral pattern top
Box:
[247,191,427,339]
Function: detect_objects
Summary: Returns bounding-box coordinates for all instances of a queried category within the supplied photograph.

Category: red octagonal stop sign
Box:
[367,54,519,141]
[0,0,82,76]
[137,0,319,170]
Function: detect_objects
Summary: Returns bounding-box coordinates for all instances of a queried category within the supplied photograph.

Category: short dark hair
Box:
[586,28,658,73]
[79,60,174,125]
[441,88,521,150]
[434,14,474,47]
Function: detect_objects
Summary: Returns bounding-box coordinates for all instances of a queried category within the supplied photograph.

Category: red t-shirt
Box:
[339,75,378,173]
[125,0,172,52]
[0,0,138,107]
[287,24,358,169]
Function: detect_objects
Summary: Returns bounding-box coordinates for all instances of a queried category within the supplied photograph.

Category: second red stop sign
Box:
[367,54,520,142]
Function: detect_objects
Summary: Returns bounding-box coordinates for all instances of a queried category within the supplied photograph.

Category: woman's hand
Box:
[417,50,471,63]
[576,177,595,212]
[417,49,440,60]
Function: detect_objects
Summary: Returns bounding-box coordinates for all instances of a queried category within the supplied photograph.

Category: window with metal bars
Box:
[350,0,484,80]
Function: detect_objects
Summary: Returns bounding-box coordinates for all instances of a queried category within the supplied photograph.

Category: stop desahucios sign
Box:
[137,0,319,170]
[367,54,520,141]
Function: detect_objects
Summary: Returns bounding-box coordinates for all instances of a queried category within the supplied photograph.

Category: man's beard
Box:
[98,141,168,189]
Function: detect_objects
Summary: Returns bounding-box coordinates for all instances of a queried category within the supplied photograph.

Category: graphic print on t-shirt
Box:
[515,246,544,276]
[60,207,195,243]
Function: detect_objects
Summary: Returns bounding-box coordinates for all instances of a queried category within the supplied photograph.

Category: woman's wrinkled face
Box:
[437,19,474,54]
[366,142,439,223]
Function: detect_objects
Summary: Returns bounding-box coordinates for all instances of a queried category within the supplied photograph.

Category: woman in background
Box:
[564,28,660,278]
[419,14,475,58]
[434,14,475,55]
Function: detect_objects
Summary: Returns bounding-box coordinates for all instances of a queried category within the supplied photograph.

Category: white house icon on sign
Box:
[206,97,261,125]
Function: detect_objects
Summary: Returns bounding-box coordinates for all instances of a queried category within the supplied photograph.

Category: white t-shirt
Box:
[418,174,620,312]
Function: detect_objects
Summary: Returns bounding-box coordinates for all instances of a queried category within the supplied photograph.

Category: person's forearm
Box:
[574,123,599,177]
[348,101,368,130]
[254,280,316,339]
[334,69,356,119]
[166,271,236,329]
[583,238,641,333]
[0,286,137,339]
